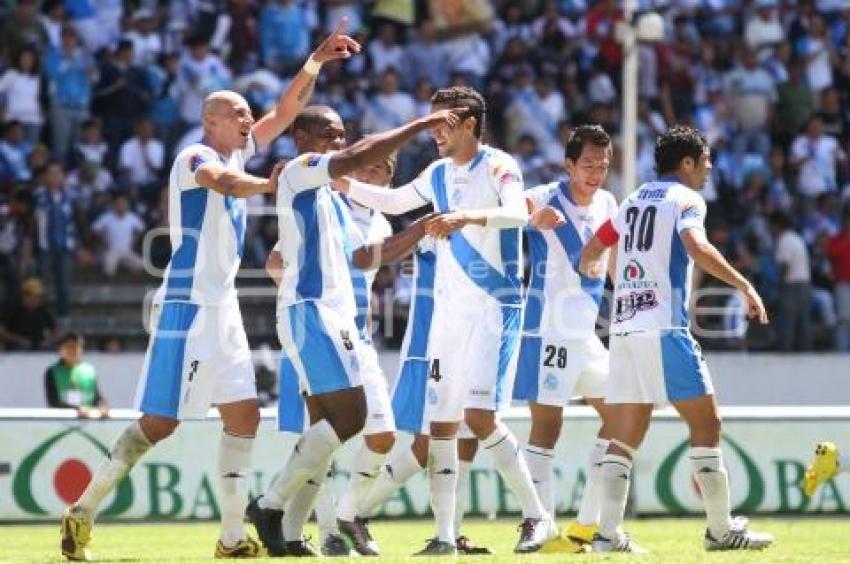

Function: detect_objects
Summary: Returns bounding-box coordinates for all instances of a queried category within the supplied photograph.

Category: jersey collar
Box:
[559,179,576,205]
[468,147,487,171]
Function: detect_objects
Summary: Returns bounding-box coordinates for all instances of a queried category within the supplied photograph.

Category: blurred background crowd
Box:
[1,0,850,357]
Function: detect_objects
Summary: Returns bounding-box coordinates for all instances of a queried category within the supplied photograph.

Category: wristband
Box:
[303,55,322,76]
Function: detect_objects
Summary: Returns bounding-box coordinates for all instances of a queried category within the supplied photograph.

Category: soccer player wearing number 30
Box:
[60,21,361,560]
[335,86,557,555]
[580,126,774,553]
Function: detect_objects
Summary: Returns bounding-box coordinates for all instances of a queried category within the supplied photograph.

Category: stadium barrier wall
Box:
[1,406,848,521]
[3,351,850,408]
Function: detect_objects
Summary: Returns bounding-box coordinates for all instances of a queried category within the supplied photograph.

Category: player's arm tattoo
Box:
[296,76,316,102]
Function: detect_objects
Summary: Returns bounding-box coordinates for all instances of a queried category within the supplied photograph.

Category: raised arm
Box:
[196,160,284,198]
[353,214,434,270]
[680,228,768,323]
[252,19,360,148]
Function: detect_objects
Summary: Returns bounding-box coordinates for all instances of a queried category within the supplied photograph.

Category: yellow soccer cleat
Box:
[214,536,267,559]
[564,520,598,545]
[803,442,840,496]
[540,536,588,554]
[60,506,93,562]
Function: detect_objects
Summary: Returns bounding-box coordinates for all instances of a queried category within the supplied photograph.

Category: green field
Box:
[2,518,850,563]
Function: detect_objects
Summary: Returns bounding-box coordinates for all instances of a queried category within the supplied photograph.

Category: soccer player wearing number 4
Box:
[580,126,774,553]
[59,23,360,560]
[513,125,618,552]
[335,86,557,555]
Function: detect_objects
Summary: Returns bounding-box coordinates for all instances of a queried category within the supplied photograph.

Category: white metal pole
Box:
[620,0,638,201]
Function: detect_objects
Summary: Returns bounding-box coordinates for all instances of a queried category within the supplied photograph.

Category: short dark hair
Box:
[59,332,83,346]
[291,105,337,135]
[430,86,486,138]
[565,124,611,161]
[654,125,708,175]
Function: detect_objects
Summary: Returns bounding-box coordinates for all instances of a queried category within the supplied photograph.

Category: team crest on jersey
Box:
[543,373,558,391]
[623,259,646,282]
[189,153,207,173]
[451,188,463,207]
[615,290,658,322]
[680,206,702,221]
[302,154,321,167]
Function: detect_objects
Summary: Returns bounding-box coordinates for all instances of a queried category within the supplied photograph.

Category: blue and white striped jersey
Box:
[523,180,617,338]
[611,178,707,332]
[154,138,255,305]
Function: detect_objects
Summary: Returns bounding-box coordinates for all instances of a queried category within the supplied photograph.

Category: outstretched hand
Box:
[312,17,361,64]
[530,205,566,230]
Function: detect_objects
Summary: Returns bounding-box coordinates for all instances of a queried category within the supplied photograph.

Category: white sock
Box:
[337,445,386,522]
[429,437,458,543]
[360,447,423,516]
[483,422,546,519]
[523,445,555,517]
[218,433,253,546]
[315,471,340,540]
[840,451,850,473]
[690,447,733,539]
[282,463,328,542]
[260,420,341,510]
[76,422,152,515]
[577,438,609,526]
[598,454,632,539]
[454,460,472,539]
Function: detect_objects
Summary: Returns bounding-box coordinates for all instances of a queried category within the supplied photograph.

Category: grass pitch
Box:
[1,517,849,563]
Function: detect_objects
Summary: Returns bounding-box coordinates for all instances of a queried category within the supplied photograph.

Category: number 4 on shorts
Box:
[429,359,442,382]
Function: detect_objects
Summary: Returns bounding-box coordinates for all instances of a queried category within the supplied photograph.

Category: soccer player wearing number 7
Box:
[334,86,557,555]
[579,126,773,553]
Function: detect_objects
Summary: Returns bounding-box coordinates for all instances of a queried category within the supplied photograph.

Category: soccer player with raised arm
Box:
[512,125,618,552]
[334,86,557,555]
[59,23,360,561]
[579,126,773,553]
[244,105,461,556]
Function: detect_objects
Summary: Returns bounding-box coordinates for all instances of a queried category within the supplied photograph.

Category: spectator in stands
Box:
[45,332,109,418]
[0,121,34,185]
[91,192,144,278]
[44,27,93,164]
[745,0,784,62]
[93,40,151,152]
[724,46,776,163]
[1,0,47,58]
[0,47,44,145]
[827,207,850,351]
[259,0,310,76]
[775,60,816,146]
[363,68,416,133]
[118,118,164,202]
[770,211,814,351]
[403,18,448,89]
[0,277,57,350]
[177,34,231,129]
[816,87,849,145]
[790,114,847,199]
[0,190,34,306]
[125,8,162,67]
[224,0,260,75]
[72,118,108,167]
[33,161,77,319]
[39,0,66,51]
[369,21,405,76]
[795,14,835,95]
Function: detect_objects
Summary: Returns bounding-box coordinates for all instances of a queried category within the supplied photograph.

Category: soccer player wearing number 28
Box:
[580,126,774,553]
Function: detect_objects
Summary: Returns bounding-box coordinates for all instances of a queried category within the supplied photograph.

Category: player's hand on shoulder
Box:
[743,283,769,324]
[312,17,361,63]
[265,160,286,193]
[530,205,566,230]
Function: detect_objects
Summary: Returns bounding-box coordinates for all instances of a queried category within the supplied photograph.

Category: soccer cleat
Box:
[244,496,285,556]
[564,520,598,545]
[338,517,379,555]
[414,538,457,556]
[803,442,840,496]
[214,536,266,558]
[704,516,773,551]
[514,517,559,553]
[322,533,355,556]
[592,531,648,553]
[283,537,320,557]
[60,506,93,562]
[455,535,492,554]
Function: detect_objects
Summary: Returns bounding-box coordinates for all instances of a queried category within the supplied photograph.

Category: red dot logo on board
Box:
[53,458,93,504]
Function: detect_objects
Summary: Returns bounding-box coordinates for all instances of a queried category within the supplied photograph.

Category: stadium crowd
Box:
[1,0,850,352]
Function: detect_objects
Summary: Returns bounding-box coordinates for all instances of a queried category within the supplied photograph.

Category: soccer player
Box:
[512,125,618,551]
[245,104,462,556]
[334,86,557,555]
[60,24,360,560]
[804,442,850,496]
[579,126,773,553]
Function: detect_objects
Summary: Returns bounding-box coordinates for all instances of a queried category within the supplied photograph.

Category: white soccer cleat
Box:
[704,516,773,551]
[514,517,559,553]
[592,531,648,553]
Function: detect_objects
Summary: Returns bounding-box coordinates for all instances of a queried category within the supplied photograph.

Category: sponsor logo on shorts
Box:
[469,389,491,397]
[340,330,354,351]
[543,373,558,391]
[615,290,659,322]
